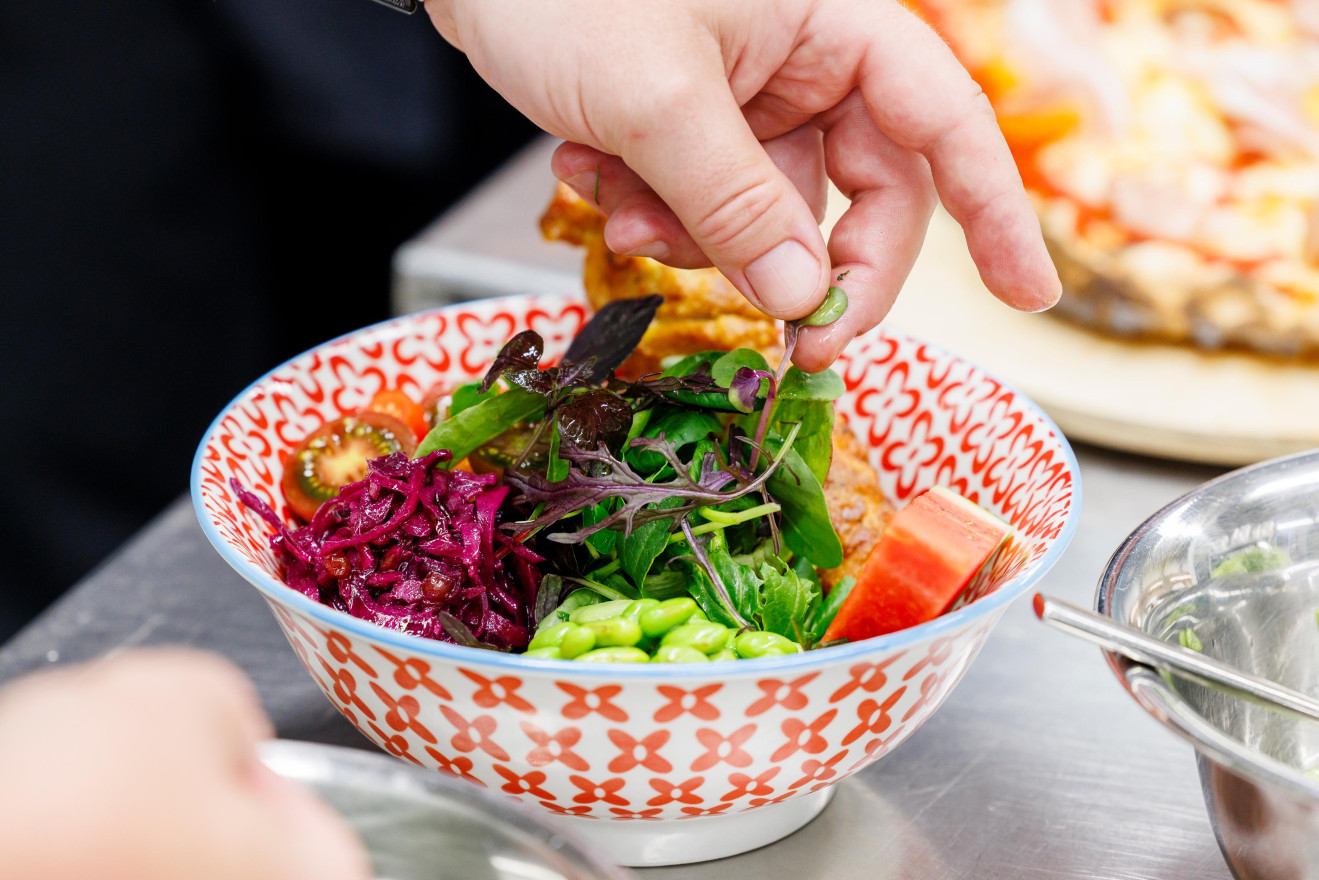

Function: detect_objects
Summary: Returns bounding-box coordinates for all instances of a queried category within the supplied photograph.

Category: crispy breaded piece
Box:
[819,423,893,591]
[540,183,780,377]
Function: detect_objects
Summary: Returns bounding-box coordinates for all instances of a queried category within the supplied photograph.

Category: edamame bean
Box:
[558,623,597,659]
[523,646,563,659]
[734,631,803,658]
[584,617,643,647]
[569,599,633,624]
[640,597,701,638]
[652,644,710,663]
[799,286,848,327]
[708,647,739,662]
[661,620,731,654]
[622,598,660,622]
[574,647,651,663]
[528,621,574,651]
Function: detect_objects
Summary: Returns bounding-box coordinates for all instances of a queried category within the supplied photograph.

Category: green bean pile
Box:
[525,597,802,662]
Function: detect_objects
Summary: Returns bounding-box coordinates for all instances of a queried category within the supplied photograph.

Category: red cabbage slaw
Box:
[232,450,541,650]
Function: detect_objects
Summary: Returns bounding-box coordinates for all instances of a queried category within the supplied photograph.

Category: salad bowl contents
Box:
[194,292,1078,866]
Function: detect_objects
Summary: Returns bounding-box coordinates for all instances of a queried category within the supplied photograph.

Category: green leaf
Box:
[415,387,545,464]
[808,575,854,643]
[448,380,499,417]
[765,441,844,568]
[772,399,834,484]
[620,496,684,588]
[546,418,569,482]
[630,408,723,472]
[779,366,845,401]
[711,349,770,386]
[641,568,689,600]
[759,563,821,641]
[1179,628,1203,652]
[659,351,740,410]
[584,501,619,554]
[708,531,762,623]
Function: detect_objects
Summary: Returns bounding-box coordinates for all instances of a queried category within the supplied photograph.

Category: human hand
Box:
[427,0,1061,371]
[0,650,370,880]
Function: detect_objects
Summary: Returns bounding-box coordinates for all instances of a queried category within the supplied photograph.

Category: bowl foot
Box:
[549,786,836,867]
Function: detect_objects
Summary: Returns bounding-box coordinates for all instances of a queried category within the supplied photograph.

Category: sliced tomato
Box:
[366,389,428,442]
[420,382,449,431]
[822,487,1010,644]
[281,411,417,521]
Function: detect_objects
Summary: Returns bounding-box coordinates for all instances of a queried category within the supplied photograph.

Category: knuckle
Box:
[689,174,786,256]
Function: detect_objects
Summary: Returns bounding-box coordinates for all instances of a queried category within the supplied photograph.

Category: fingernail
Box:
[563,171,600,204]
[745,240,822,317]
[626,240,670,260]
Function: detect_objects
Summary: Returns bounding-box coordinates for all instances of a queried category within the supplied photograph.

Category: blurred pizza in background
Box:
[914,0,1319,357]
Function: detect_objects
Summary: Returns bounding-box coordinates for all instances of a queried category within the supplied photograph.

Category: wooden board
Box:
[824,199,1319,466]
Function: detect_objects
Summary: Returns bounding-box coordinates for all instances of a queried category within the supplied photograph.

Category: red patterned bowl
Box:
[192,293,1079,867]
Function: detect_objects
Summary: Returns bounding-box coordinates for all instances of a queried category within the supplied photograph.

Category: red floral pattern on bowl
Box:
[192,293,1078,840]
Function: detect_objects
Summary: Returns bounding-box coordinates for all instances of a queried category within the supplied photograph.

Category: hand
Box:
[427,0,1061,371]
[0,650,370,880]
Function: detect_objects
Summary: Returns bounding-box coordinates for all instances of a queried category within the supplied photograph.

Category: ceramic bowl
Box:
[192,293,1080,867]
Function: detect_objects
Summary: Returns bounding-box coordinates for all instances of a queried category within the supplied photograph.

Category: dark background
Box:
[0,0,537,639]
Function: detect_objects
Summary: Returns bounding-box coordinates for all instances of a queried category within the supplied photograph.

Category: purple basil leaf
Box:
[562,295,664,382]
[479,330,544,393]
[556,389,633,451]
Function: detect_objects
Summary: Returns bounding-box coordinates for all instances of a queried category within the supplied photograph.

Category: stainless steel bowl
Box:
[1097,449,1319,880]
[261,740,633,880]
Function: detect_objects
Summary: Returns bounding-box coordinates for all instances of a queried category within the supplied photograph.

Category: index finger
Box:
[843,1,1061,311]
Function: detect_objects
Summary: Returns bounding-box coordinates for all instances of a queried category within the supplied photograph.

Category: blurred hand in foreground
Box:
[426,0,1061,371]
[0,649,370,880]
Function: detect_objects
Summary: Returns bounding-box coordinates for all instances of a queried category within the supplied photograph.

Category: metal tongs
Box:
[1034,592,1319,725]
[369,0,419,14]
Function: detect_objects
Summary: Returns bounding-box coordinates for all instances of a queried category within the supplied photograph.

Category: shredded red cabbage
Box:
[231,450,540,650]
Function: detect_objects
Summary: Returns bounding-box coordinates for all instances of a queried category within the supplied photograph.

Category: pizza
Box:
[915,0,1319,357]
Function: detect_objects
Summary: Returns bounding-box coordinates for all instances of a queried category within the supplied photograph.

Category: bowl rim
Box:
[191,292,1082,677]
[1095,447,1319,801]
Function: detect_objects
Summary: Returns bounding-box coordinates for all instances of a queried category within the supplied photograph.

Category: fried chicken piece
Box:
[540,183,780,377]
[819,423,893,591]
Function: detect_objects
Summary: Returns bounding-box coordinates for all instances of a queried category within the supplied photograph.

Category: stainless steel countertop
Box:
[0,137,1239,879]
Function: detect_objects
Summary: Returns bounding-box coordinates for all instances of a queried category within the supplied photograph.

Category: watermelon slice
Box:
[821,486,1011,644]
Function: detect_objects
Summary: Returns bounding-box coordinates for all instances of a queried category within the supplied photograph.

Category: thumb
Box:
[611,77,831,319]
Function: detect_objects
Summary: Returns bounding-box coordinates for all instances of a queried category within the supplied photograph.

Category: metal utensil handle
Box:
[1033,593,1319,726]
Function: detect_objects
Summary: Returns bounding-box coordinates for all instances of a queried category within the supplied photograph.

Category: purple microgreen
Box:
[504,421,802,544]
[562,295,664,383]
[728,366,772,414]
[437,610,506,651]
[680,517,752,630]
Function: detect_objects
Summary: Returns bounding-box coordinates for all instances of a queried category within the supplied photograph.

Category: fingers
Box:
[605,70,831,319]
[793,91,937,372]
[552,127,829,272]
[842,1,1060,310]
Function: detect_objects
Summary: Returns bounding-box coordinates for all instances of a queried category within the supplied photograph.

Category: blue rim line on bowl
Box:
[191,293,1083,677]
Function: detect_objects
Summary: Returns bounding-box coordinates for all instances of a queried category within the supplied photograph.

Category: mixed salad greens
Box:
[237,291,1009,662]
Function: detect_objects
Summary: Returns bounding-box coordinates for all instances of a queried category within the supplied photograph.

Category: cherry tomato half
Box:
[366,389,428,442]
[281,411,417,521]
